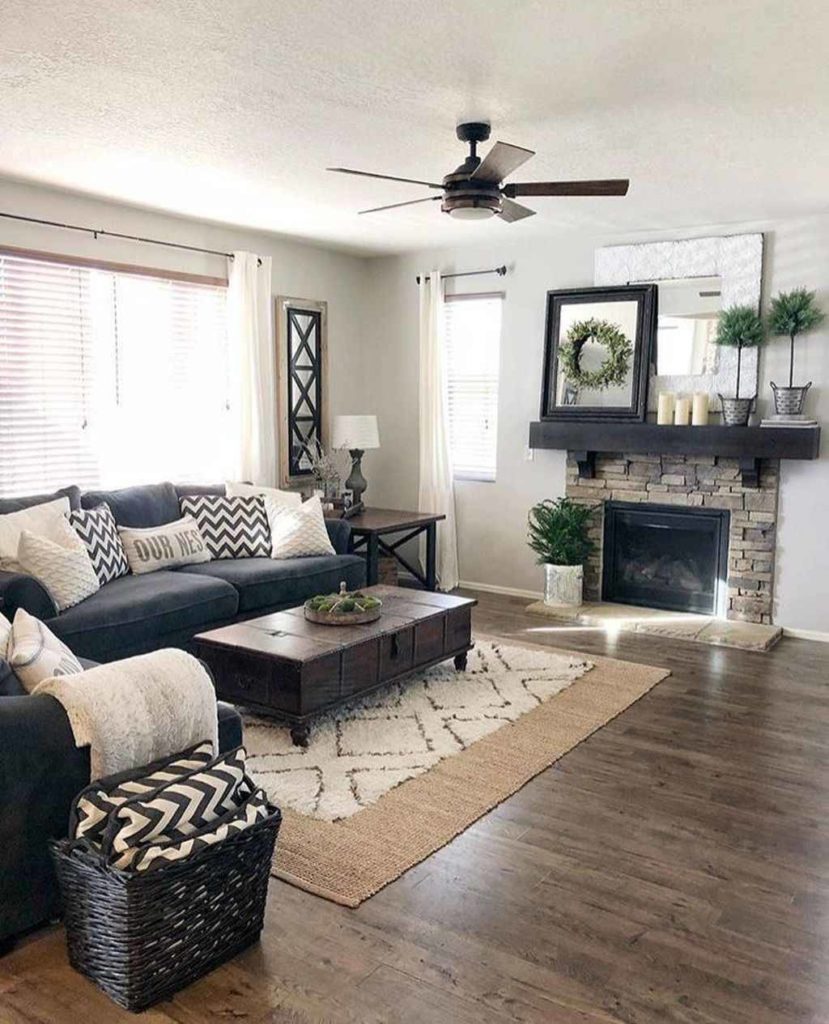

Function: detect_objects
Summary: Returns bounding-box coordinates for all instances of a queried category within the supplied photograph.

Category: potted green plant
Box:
[713,305,765,426]
[527,497,595,607]
[767,288,824,417]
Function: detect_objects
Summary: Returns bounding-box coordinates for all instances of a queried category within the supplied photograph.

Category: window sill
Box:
[454,473,496,484]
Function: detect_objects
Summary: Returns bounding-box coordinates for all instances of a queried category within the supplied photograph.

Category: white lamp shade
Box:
[332,415,380,450]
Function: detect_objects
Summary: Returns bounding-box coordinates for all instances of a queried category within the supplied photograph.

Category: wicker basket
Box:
[50,806,281,1012]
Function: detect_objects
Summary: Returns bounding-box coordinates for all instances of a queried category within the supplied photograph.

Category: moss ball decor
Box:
[304,582,382,625]
[558,317,633,391]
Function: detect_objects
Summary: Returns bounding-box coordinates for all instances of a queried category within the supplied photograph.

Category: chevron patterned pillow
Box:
[69,740,216,843]
[102,746,251,869]
[179,494,270,560]
[128,787,272,872]
[68,503,130,585]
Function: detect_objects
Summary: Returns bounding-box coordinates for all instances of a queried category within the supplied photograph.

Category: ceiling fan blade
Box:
[498,198,536,223]
[504,179,630,197]
[472,141,535,184]
[328,167,443,189]
[359,195,442,215]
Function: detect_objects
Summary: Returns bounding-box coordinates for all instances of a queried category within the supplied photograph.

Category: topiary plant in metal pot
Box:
[713,305,765,426]
[767,288,824,417]
[527,497,596,607]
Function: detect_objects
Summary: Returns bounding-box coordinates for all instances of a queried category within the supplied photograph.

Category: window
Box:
[0,252,234,497]
[443,292,503,481]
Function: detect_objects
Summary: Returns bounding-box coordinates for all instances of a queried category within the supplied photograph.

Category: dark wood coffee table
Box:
[192,585,476,746]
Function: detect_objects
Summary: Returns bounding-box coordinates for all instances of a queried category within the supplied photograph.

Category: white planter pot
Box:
[543,563,584,607]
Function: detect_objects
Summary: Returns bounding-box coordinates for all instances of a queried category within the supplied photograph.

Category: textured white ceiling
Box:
[2,0,828,255]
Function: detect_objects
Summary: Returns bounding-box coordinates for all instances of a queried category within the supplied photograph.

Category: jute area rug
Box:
[243,636,670,907]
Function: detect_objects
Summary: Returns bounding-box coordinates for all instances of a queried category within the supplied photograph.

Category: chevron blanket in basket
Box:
[35,649,218,780]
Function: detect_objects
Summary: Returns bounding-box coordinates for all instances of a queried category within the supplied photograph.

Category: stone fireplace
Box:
[565,452,780,624]
[602,501,730,616]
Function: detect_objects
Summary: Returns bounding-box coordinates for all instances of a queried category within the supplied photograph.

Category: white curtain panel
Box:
[227,251,277,486]
[418,270,459,591]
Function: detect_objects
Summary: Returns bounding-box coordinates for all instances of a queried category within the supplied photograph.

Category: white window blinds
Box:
[443,293,503,481]
[0,252,233,497]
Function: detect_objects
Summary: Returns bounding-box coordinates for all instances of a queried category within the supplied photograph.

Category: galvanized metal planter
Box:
[543,563,584,607]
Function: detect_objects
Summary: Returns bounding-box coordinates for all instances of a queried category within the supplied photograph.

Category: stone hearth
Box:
[565,451,779,624]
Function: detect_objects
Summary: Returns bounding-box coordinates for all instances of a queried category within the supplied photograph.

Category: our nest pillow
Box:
[118,516,212,575]
[269,496,334,559]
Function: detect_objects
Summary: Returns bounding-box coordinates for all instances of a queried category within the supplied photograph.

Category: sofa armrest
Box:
[325,518,352,555]
[0,570,58,621]
[0,693,90,939]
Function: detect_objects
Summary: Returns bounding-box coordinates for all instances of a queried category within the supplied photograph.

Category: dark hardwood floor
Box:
[2,590,828,1023]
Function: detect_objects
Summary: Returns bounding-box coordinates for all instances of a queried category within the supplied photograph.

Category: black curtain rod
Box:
[416,265,506,285]
[0,210,261,264]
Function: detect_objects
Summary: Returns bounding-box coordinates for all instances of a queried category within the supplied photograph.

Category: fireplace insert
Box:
[602,501,730,615]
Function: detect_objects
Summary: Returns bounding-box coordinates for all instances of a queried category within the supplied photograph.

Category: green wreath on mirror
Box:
[558,317,633,391]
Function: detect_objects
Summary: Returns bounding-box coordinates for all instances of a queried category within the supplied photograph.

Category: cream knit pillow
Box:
[269,496,335,560]
[17,517,100,611]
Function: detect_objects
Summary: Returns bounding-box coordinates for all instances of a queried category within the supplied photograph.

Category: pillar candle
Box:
[692,392,709,426]
[657,392,675,425]
[674,396,691,426]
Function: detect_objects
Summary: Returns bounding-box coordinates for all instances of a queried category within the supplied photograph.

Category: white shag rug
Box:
[243,639,592,822]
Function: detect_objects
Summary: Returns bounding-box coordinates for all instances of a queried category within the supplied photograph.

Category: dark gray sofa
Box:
[0,481,366,662]
[0,673,242,948]
[0,481,363,945]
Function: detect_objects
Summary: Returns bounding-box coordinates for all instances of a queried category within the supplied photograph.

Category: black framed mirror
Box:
[540,284,657,421]
[275,296,328,486]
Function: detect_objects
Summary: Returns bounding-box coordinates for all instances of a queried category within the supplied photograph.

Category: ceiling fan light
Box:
[449,205,495,221]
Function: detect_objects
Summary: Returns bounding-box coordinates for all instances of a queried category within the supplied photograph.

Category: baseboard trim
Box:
[458,579,543,601]
[782,627,829,644]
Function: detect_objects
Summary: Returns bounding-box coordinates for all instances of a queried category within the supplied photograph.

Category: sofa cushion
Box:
[47,571,238,661]
[174,483,226,499]
[0,485,81,516]
[81,482,180,528]
[176,553,366,613]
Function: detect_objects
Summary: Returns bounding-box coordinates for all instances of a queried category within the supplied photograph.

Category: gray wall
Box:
[1,178,826,632]
[359,217,829,634]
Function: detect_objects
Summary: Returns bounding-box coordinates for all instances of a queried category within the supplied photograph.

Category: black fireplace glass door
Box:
[602,502,729,615]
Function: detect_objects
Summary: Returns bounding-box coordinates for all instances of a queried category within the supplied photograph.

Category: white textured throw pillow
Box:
[17,517,100,611]
[269,496,335,559]
[8,608,83,693]
[118,516,212,575]
[0,496,71,571]
[0,611,10,658]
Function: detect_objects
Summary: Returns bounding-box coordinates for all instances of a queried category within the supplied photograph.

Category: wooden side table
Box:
[330,508,446,591]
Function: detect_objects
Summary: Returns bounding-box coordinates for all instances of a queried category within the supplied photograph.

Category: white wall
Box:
[360,217,829,633]
[1,179,826,631]
[0,178,371,432]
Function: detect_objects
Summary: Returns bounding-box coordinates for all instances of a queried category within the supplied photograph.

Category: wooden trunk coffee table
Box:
[192,585,476,746]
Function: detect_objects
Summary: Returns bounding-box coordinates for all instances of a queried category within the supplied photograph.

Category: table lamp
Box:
[332,415,380,507]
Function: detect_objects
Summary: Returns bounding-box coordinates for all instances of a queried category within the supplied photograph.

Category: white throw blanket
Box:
[36,649,219,781]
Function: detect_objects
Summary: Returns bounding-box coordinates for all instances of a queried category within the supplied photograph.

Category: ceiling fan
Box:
[328,121,629,222]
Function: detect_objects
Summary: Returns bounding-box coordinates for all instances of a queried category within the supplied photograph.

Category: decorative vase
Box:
[770,381,811,417]
[718,394,753,427]
[322,477,340,500]
[543,563,583,607]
